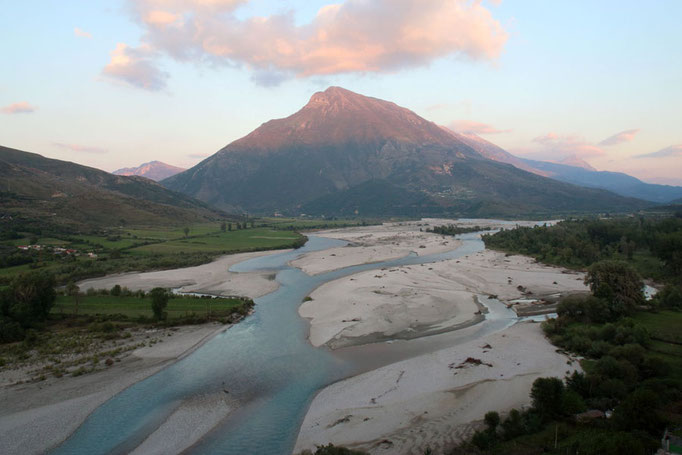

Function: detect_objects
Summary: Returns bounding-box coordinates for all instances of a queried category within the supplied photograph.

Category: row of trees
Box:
[428,224,491,236]
[482,216,682,281]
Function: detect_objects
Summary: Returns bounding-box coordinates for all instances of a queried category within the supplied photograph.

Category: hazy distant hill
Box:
[520,159,682,204]
[113,160,185,181]
[164,87,647,217]
[0,146,224,228]
[444,131,682,204]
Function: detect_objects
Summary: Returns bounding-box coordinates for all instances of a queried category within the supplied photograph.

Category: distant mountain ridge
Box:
[0,146,224,228]
[520,158,682,203]
[164,86,648,217]
[442,130,682,204]
[113,160,185,181]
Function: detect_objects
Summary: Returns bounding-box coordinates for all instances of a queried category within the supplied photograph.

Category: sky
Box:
[1,0,681,185]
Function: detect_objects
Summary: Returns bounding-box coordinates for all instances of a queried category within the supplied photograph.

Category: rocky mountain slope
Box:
[164,87,648,217]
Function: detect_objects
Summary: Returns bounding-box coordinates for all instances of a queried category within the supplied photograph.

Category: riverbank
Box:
[0,322,229,455]
[78,249,286,298]
[294,322,580,455]
[1,249,286,454]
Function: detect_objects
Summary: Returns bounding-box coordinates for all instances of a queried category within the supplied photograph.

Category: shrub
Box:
[150,287,169,321]
[530,377,565,421]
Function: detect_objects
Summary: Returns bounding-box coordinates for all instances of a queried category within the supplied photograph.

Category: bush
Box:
[149,287,169,321]
[585,261,644,317]
[0,317,24,343]
[530,377,565,421]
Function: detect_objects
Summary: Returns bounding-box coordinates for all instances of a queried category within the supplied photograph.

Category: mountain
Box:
[443,131,682,204]
[554,155,596,171]
[163,87,648,217]
[113,160,185,181]
[442,128,550,177]
[0,146,225,228]
[520,158,682,204]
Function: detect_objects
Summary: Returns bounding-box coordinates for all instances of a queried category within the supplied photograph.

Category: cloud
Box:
[448,120,510,134]
[531,132,605,159]
[425,103,449,112]
[74,27,92,39]
[1,101,37,114]
[187,152,210,159]
[635,144,682,159]
[111,0,507,87]
[598,129,639,146]
[53,142,108,154]
[101,43,169,90]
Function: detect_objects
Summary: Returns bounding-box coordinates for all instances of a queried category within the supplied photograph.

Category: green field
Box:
[261,217,381,230]
[634,310,682,344]
[53,295,247,319]
[0,223,306,285]
[129,228,303,254]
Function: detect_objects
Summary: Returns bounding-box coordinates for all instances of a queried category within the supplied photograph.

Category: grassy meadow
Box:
[0,222,306,285]
[53,294,249,320]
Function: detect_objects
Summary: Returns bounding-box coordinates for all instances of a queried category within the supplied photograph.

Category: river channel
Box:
[53,232,522,454]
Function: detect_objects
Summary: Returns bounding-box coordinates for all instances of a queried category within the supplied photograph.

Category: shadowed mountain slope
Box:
[0,146,225,228]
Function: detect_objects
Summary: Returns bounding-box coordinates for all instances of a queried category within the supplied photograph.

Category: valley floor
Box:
[0,219,589,455]
[293,219,587,454]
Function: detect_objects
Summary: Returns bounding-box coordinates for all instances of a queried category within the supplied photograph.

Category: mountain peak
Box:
[304,86,395,115]
[229,86,470,152]
[113,160,185,182]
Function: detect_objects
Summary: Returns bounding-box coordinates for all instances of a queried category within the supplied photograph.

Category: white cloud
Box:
[448,120,510,134]
[531,132,605,159]
[74,27,92,39]
[635,144,682,159]
[1,101,37,114]
[53,142,108,154]
[109,0,508,88]
[101,43,168,91]
[598,129,639,146]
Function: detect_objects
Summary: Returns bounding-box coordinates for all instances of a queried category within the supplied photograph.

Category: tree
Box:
[183,227,190,237]
[110,284,121,296]
[227,222,232,231]
[484,411,500,433]
[149,287,169,321]
[4,272,56,326]
[220,222,226,233]
[584,260,644,317]
[530,377,565,420]
[66,281,80,315]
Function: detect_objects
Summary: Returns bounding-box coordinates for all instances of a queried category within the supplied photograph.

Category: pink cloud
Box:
[74,27,92,39]
[187,152,210,159]
[101,43,168,91]
[1,101,37,114]
[598,128,640,146]
[448,120,510,134]
[113,0,507,87]
[531,132,605,159]
[53,142,108,154]
[635,144,682,159]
